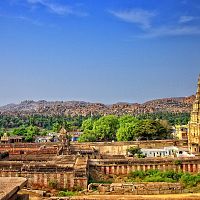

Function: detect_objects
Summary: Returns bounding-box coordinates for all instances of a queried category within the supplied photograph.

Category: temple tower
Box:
[58,127,71,155]
[188,74,200,153]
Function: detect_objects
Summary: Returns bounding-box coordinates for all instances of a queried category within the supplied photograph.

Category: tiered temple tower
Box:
[188,74,200,153]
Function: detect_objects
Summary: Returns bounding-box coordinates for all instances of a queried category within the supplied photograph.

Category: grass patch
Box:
[58,190,77,197]
[128,169,200,187]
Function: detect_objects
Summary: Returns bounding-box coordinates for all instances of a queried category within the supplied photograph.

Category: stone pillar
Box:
[118,166,122,174]
[188,164,191,173]
[101,166,104,173]
[44,173,48,187]
[197,164,200,172]
[131,165,135,172]
[116,166,120,175]
[177,165,181,172]
[64,173,67,188]
[60,174,64,188]
[106,166,110,174]
[121,166,125,174]
[111,166,115,174]
[193,164,197,173]
[57,174,60,188]
[46,173,50,187]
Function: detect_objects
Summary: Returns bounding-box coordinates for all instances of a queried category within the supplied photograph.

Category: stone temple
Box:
[188,74,200,153]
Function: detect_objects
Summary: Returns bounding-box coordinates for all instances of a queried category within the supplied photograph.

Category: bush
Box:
[48,179,58,189]
[128,169,187,184]
[129,170,146,179]
[58,190,76,197]
[180,173,200,187]
[174,160,182,165]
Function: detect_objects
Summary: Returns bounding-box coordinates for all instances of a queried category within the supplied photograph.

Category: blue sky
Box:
[0,0,200,105]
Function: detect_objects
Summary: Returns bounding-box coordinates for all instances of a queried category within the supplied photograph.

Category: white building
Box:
[141,146,194,158]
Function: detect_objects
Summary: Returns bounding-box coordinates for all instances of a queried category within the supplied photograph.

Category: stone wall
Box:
[88,182,183,195]
[0,157,88,190]
[72,140,188,156]
[89,157,200,175]
[0,170,75,189]
[0,143,58,155]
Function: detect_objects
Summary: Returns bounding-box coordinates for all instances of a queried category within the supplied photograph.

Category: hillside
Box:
[0,96,195,116]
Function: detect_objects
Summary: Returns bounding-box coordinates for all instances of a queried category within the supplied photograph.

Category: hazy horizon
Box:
[0,0,200,106]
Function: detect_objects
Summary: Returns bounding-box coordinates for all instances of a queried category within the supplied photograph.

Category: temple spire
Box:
[196,74,200,99]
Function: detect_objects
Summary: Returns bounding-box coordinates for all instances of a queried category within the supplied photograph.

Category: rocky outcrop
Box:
[0,96,195,116]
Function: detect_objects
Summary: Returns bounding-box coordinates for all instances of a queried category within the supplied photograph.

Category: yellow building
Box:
[175,125,188,140]
[188,75,200,153]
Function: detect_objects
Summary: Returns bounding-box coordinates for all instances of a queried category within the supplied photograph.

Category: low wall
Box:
[72,140,188,155]
[88,182,183,195]
[89,157,200,175]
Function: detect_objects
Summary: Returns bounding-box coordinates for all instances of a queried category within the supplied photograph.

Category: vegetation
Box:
[0,112,190,142]
[0,115,87,132]
[79,115,172,142]
[58,190,77,197]
[0,151,9,159]
[48,179,58,189]
[127,147,146,158]
[128,169,200,187]
[137,112,190,126]
[0,114,89,141]
[88,175,113,184]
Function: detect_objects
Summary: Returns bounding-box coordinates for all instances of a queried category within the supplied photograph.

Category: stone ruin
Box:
[0,139,200,193]
[88,182,183,195]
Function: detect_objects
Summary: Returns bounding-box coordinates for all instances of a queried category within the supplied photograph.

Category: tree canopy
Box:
[79,115,172,142]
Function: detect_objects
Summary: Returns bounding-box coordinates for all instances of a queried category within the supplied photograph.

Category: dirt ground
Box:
[70,193,200,200]
[20,191,200,200]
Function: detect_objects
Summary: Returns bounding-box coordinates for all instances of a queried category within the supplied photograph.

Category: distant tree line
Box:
[0,114,88,130]
[0,112,190,142]
[137,112,190,126]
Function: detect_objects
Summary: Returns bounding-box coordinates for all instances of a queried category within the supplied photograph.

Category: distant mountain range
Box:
[0,96,195,116]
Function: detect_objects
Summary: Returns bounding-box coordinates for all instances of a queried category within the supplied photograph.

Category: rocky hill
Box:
[0,96,195,117]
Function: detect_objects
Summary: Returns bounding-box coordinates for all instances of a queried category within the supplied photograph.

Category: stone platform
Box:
[0,177,27,200]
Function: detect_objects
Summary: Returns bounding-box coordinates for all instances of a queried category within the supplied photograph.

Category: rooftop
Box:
[0,177,27,200]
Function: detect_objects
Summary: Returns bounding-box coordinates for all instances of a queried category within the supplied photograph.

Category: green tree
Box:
[116,122,136,141]
[134,120,171,140]
[81,118,94,132]
[127,146,144,157]
[52,122,62,132]
[118,115,138,126]
[93,115,119,141]
[78,130,97,142]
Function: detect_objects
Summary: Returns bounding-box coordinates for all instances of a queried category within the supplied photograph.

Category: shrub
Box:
[174,160,182,165]
[48,179,58,189]
[129,170,146,179]
[180,173,200,187]
[58,190,76,197]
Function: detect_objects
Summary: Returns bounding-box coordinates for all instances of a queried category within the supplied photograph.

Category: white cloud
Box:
[27,0,72,15]
[0,14,42,26]
[179,15,197,23]
[109,9,156,29]
[140,25,200,38]
[109,8,200,39]
[26,0,88,16]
